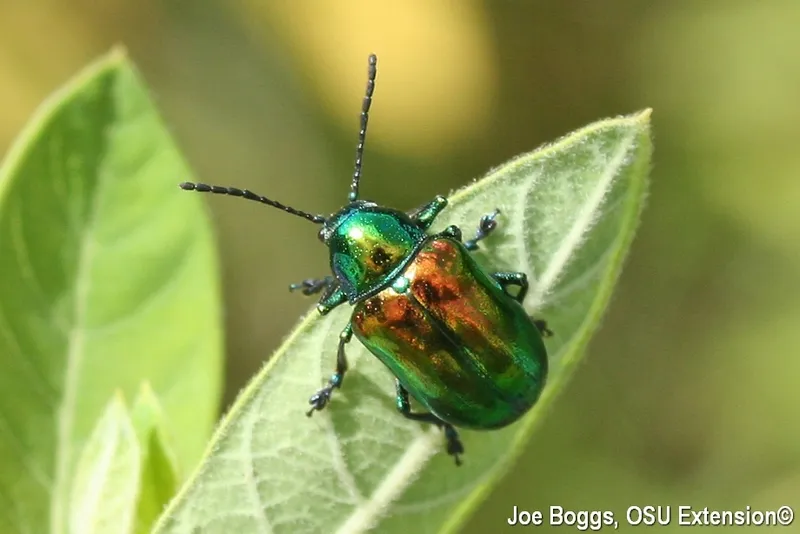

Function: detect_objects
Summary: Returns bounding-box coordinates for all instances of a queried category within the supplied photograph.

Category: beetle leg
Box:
[307,324,353,416]
[408,195,448,230]
[395,380,464,466]
[440,224,463,241]
[289,275,335,296]
[317,285,347,315]
[533,319,553,337]
[463,209,501,251]
[492,272,553,337]
[492,271,529,303]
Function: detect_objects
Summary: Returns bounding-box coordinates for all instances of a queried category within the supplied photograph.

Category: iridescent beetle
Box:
[180,55,551,465]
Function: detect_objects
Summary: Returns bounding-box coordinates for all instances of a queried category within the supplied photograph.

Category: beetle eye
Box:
[318,227,327,243]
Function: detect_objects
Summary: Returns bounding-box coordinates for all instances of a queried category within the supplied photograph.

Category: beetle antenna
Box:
[179,182,326,224]
[349,54,377,202]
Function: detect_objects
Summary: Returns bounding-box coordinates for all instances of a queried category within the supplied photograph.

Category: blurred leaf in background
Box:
[130,383,179,534]
[68,394,140,534]
[0,49,222,533]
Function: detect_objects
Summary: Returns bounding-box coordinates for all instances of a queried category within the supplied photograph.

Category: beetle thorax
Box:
[326,206,425,300]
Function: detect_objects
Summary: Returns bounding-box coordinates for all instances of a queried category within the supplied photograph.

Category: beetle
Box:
[179,54,551,465]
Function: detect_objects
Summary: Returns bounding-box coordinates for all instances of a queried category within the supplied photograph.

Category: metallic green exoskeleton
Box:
[179,54,550,465]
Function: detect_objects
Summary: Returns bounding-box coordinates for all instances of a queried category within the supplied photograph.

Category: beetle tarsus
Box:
[443,424,464,466]
[306,386,335,416]
[464,208,501,251]
[534,319,553,337]
[289,276,335,296]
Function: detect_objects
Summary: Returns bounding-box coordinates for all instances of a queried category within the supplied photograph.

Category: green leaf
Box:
[68,394,140,534]
[0,49,223,533]
[154,110,653,534]
[130,384,179,534]
[67,387,180,534]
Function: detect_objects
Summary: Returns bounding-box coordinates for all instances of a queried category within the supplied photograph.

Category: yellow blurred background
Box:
[2,1,798,531]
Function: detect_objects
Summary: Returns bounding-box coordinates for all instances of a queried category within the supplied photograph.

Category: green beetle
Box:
[180,54,551,465]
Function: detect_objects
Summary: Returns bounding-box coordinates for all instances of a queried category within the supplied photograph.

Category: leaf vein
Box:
[242,407,275,534]
[51,144,105,534]
[530,131,638,308]
[333,428,440,534]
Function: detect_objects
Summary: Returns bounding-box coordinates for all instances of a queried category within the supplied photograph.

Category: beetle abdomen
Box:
[352,237,548,429]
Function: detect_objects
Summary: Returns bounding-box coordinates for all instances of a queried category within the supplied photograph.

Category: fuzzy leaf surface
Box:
[154,111,652,534]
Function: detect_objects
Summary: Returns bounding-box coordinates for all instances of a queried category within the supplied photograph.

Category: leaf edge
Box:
[152,109,654,533]
[0,45,130,202]
[439,109,653,534]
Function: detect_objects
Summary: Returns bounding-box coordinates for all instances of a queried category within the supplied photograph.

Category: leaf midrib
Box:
[530,130,636,307]
[334,429,440,534]
[51,157,106,534]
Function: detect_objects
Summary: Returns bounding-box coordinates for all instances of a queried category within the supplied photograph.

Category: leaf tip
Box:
[109,43,130,60]
[83,46,131,80]
[112,388,128,407]
[137,380,156,398]
[635,107,653,124]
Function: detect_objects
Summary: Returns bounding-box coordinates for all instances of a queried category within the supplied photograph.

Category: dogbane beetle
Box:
[179,54,551,465]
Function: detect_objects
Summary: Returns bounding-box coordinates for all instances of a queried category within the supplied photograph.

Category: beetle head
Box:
[320,202,424,300]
